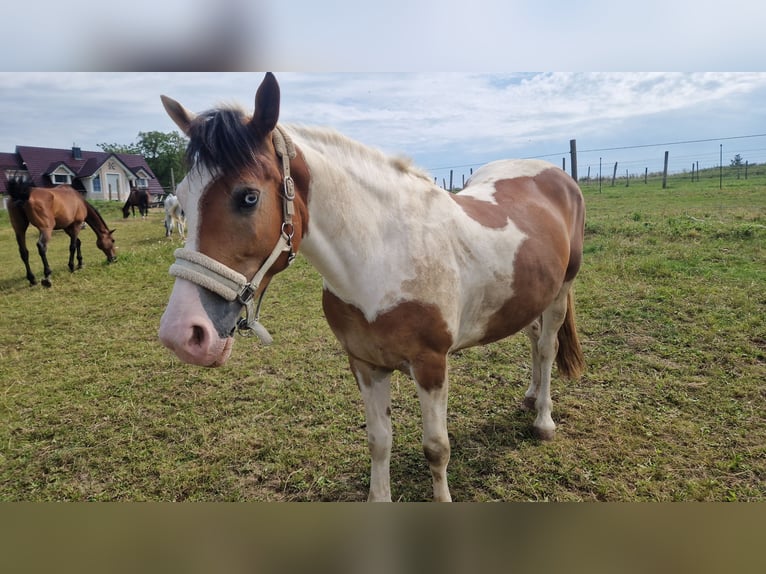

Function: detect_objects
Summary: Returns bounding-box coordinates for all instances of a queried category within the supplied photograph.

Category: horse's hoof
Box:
[41,279,52,288]
[532,426,555,441]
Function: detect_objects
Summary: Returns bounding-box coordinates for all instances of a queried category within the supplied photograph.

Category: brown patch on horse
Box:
[451,169,585,346]
[322,290,453,391]
[196,141,311,287]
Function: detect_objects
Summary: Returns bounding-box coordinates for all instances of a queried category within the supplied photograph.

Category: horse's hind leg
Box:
[522,318,542,412]
[14,228,37,286]
[525,281,573,440]
[36,230,53,287]
[351,357,393,502]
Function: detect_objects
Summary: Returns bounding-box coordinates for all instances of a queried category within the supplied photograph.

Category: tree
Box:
[99,130,188,191]
[98,142,141,155]
[730,154,745,179]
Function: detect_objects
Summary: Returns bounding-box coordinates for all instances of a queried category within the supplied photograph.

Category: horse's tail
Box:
[7,176,32,204]
[556,290,584,380]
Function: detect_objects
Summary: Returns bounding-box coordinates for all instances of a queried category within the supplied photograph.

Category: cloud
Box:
[2,72,765,181]
[277,73,766,160]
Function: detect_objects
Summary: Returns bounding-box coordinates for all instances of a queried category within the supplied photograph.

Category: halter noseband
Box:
[168,126,297,345]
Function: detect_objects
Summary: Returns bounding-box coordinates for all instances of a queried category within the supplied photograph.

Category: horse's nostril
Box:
[191,324,205,347]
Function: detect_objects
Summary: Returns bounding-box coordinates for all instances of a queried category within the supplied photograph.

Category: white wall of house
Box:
[82,160,134,202]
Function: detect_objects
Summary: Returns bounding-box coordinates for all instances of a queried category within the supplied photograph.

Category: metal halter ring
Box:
[283,175,295,200]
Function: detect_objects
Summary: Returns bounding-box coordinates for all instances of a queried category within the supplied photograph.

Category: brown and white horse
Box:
[158,73,585,502]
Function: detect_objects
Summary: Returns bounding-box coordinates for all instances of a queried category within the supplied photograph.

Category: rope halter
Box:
[167,126,298,345]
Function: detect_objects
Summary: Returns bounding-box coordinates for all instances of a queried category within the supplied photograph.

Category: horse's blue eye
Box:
[238,189,260,210]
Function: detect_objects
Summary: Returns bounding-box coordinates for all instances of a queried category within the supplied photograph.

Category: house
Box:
[0,145,165,205]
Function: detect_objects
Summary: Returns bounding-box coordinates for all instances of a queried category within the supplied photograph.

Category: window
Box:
[53,174,70,184]
[136,178,148,189]
[93,175,101,193]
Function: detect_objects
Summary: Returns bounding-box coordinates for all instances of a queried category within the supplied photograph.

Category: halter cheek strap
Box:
[167,126,297,345]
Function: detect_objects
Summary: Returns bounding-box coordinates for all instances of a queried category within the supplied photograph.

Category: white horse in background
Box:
[164,193,186,240]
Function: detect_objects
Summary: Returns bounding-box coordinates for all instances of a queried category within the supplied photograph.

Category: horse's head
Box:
[158,73,308,367]
[97,229,118,263]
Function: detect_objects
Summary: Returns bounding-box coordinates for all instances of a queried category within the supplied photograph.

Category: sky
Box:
[2,1,766,186]
[2,72,766,186]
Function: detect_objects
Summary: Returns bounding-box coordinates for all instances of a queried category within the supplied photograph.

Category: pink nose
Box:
[158,279,233,367]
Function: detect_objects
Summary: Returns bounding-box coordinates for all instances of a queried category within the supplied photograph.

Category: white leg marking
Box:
[416,372,452,502]
[353,363,393,502]
[523,319,542,411]
[532,282,573,440]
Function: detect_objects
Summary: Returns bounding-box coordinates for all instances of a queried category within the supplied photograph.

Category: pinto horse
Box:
[122,187,149,218]
[158,73,585,502]
[7,176,117,287]
[163,193,186,239]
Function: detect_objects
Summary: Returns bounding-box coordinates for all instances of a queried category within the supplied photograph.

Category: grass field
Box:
[0,171,764,501]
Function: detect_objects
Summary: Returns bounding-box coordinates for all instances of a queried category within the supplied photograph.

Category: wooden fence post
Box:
[611,162,618,186]
[569,139,578,181]
[662,151,669,189]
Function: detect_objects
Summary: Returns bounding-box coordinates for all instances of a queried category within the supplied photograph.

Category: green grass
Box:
[1,173,764,501]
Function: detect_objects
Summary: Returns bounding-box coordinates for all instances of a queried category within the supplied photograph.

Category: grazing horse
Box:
[158,73,585,502]
[163,193,186,239]
[7,176,117,287]
[122,187,149,218]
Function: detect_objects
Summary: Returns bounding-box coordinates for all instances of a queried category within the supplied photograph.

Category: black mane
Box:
[6,175,33,203]
[186,107,273,179]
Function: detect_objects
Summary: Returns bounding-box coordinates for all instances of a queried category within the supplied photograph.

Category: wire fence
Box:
[431,133,766,191]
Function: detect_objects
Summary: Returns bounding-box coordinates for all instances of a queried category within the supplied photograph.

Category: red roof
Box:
[0,145,164,196]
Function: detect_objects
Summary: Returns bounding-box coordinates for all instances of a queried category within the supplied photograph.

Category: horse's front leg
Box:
[36,230,53,287]
[350,357,393,502]
[67,232,77,273]
[75,237,83,269]
[413,355,452,502]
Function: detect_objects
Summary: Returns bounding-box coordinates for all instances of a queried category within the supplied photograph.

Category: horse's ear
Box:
[251,72,280,136]
[161,95,195,136]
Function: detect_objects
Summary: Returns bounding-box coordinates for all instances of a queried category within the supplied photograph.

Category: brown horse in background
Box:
[7,176,117,287]
[122,187,149,218]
